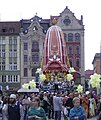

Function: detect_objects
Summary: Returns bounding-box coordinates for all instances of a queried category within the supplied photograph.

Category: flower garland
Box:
[22,80,36,89]
[89,73,101,88]
[77,84,83,93]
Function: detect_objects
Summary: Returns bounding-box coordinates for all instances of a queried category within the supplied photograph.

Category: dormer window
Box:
[2,28,7,33]
[9,28,14,33]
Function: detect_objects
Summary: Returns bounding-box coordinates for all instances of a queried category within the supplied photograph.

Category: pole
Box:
[100,40,101,93]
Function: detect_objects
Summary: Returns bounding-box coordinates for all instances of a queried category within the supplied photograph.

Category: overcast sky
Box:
[0,0,101,70]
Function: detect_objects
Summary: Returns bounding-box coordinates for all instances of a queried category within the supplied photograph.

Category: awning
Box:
[17,88,39,93]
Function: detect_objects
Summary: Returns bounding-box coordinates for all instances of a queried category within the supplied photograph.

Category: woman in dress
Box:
[26,97,46,120]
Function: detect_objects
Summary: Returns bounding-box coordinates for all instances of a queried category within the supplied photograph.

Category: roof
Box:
[92,53,101,64]
[0,21,21,35]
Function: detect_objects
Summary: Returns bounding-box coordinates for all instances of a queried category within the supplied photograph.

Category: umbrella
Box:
[17,88,39,93]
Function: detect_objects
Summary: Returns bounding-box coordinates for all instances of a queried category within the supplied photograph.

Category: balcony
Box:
[30,62,40,68]
[31,49,39,52]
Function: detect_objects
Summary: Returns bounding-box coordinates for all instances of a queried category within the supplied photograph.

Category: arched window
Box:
[69,59,72,67]
[68,33,73,41]
[32,41,39,52]
[75,33,80,41]
[76,59,80,67]
[76,46,80,54]
[69,46,72,54]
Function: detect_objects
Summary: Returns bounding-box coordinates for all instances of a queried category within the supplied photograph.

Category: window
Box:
[14,45,17,51]
[76,59,80,67]
[2,51,5,58]
[68,47,72,54]
[9,39,12,44]
[2,28,7,33]
[75,33,80,41]
[24,68,28,77]
[68,33,73,41]
[76,46,80,54]
[2,75,6,82]
[32,41,39,52]
[14,51,17,57]
[9,51,13,57]
[69,59,72,67]
[32,55,39,62]
[2,65,5,70]
[14,75,18,82]
[32,68,35,76]
[0,37,6,44]
[9,64,13,70]
[24,29,28,34]
[2,37,6,44]
[24,43,28,50]
[14,39,17,44]
[8,75,12,82]
[24,55,28,62]
[33,26,38,31]
[63,18,71,26]
[9,28,14,33]
[13,64,17,70]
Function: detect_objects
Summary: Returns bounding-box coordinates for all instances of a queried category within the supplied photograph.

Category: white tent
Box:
[17,88,39,93]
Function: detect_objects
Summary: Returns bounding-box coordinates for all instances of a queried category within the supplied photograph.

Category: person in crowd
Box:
[48,93,54,119]
[22,95,30,120]
[82,93,89,118]
[97,94,101,120]
[65,92,74,116]
[39,92,50,116]
[0,95,3,114]
[69,97,86,120]
[26,97,46,120]
[87,92,97,117]
[74,91,82,105]
[53,92,63,120]
[2,96,9,120]
[62,92,68,106]
[3,94,24,120]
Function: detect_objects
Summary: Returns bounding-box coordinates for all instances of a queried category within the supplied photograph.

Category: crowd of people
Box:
[0,90,101,120]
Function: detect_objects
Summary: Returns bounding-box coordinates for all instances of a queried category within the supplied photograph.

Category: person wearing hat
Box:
[3,94,24,120]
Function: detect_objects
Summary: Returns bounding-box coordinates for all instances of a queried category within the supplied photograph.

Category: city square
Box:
[0,1,101,120]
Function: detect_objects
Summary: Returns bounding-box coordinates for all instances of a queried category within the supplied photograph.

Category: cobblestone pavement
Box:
[0,114,97,120]
[46,116,98,120]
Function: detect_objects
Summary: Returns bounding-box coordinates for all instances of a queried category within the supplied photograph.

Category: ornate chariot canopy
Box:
[42,22,69,73]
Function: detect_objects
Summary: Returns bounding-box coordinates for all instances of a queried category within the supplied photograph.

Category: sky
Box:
[0,0,101,70]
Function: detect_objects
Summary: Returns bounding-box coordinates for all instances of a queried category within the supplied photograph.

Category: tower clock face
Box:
[63,18,71,26]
